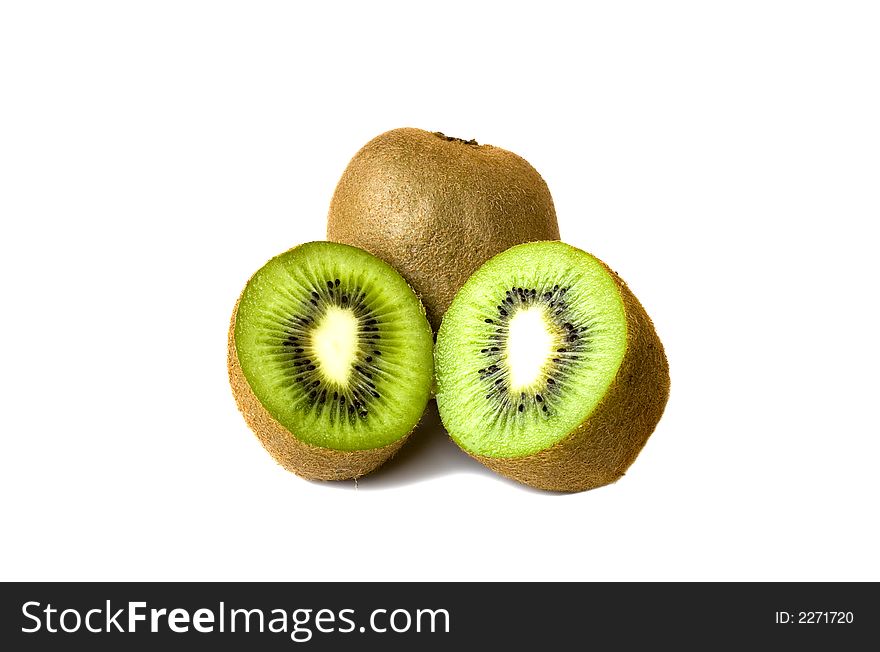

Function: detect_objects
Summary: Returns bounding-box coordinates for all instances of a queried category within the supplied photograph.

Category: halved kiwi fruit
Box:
[435,241,669,492]
[228,241,434,480]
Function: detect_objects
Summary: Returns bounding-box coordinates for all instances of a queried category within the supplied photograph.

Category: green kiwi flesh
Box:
[229,241,434,480]
[435,241,669,492]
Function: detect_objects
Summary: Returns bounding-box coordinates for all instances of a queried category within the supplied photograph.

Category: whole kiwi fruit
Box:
[327,127,560,331]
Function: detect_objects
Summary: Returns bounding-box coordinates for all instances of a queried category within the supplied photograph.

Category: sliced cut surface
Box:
[233,241,433,454]
[436,241,628,457]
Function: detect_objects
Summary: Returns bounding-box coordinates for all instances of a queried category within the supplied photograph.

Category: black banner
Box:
[0,582,875,649]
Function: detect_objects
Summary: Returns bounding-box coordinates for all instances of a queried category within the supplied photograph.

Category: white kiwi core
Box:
[505,307,556,392]
[311,306,359,384]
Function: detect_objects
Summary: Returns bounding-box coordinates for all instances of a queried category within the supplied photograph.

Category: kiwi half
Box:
[228,241,434,480]
[435,241,669,492]
[327,127,560,330]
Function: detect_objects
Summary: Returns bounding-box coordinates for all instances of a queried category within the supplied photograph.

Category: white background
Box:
[1,1,878,581]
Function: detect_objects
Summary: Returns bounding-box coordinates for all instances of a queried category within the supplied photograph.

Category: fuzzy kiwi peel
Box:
[228,241,434,480]
[435,241,669,493]
[327,127,560,331]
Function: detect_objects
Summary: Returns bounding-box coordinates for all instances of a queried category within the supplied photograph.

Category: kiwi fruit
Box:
[228,241,434,480]
[435,241,669,492]
[327,127,560,331]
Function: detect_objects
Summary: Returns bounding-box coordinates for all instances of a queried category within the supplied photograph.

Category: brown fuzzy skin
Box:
[327,128,560,330]
[228,297,407,481]
[472,273,670,493]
